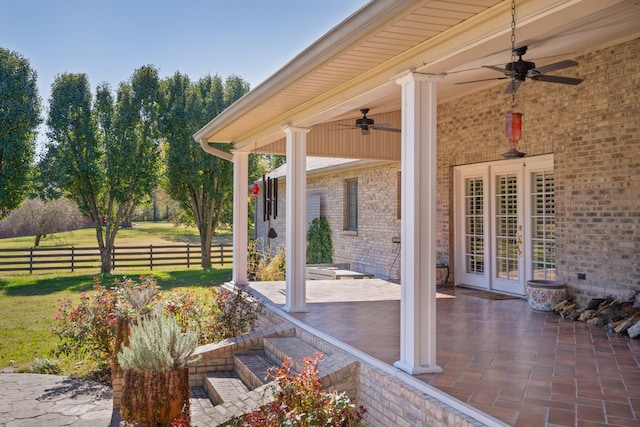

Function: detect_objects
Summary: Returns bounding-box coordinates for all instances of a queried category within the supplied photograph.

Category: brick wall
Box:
[257,162,408,279]
[307,162,403,278]
[438,37,640,303]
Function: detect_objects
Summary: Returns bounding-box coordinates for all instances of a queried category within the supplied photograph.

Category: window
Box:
[344,178,358,231]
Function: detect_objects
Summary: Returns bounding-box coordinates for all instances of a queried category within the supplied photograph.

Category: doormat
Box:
[460,290,520,300]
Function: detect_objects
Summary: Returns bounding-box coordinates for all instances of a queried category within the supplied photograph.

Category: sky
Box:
[1,0,369,148]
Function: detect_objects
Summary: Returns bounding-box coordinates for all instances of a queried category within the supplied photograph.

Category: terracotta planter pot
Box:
[120,367,190,426]
[112,316,137,409]
[526,280,567,312]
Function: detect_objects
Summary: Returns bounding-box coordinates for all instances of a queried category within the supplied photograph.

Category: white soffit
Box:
[194,0,640,150]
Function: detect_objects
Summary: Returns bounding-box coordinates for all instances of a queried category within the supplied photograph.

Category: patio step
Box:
[194,335,355,426]
[235,352,277,390]
[264,336,323,372]
[190,386,216,423]
[204,371,250,405]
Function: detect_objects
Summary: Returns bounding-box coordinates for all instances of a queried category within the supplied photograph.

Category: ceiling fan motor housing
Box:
[505,59,536,80]
[356,117,374,128]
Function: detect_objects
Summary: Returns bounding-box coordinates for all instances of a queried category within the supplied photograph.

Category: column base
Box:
[229,280,249,288]
[282,304,308,313]
[394,360,443,375]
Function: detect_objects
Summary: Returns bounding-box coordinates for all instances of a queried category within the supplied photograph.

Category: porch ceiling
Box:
[194,0,640,151]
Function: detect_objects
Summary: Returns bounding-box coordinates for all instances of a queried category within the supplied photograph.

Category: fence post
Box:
[29,248,33,274]
[219,244,224,265]
[187,244,190,269]
[71,247,75,273]
[150,245,153,270]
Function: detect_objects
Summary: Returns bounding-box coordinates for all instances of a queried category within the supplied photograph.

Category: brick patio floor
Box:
[248,279,640,427]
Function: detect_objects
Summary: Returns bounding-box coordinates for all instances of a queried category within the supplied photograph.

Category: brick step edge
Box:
[263,336,321,372]
[204,371,250,405]
[235,353,277,390]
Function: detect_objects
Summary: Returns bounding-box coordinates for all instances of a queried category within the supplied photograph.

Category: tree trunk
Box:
[200,226,212,269]
[122,204,136,228]
[34,234,43,247]
[100,246,112,274]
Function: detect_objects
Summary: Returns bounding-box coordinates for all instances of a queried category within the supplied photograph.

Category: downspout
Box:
[199,139,234,163]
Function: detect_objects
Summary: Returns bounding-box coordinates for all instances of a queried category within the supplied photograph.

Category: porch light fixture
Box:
[503,111,526,158]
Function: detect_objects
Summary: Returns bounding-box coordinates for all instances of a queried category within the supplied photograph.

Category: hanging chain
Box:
[510,0,517,103]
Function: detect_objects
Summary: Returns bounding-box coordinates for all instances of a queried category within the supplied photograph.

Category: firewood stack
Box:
[552,293,640,338]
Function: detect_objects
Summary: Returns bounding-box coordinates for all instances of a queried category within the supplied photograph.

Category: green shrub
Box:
[163,286,263,344]
[307,217,333,264]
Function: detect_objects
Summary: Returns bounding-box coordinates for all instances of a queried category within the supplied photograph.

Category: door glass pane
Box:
[531,170,555,280]
[464,177,484,275]
[495,174,519,281]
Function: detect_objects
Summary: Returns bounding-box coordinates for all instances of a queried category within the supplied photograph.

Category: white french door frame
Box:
[453,154,553,295]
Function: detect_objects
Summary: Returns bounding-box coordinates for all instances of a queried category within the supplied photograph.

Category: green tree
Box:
[160,73,249,268]
[0,48,41,218]
[45,66,161,273]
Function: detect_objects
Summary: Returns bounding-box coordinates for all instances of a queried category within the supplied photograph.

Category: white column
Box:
[284,126,310,312]
[231,151,249,286]
[393,72,443,375]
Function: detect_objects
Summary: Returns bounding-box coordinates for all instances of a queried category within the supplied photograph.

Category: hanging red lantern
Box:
[251,183,260,195]
[503,111,526,158]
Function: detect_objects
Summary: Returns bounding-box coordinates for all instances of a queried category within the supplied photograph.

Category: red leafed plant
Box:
[235,352,366,427]
[51,276,119,381]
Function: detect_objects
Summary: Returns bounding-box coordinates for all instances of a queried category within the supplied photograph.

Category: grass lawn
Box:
[0,221,232,249]
[0,222,234,372]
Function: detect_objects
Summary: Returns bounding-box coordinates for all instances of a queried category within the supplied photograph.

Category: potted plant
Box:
[117,313,198,427]
[112,276,161,409]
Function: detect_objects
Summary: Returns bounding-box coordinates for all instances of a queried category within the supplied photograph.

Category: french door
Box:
[453,155,555,295]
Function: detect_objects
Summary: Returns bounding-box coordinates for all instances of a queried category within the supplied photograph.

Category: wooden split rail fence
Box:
[0,244,233,274]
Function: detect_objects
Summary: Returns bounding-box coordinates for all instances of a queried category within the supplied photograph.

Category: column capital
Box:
[283,125,311,135]
[395,71,444,86]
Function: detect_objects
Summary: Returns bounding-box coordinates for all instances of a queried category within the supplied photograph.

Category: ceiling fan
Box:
[456,0,583,97]
[457,45,583,94]
[337,108,401,135]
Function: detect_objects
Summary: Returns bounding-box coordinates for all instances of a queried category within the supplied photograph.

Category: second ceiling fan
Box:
[338,108,401,135]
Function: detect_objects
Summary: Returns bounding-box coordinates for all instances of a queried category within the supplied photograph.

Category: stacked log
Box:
[552,294,640,338]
